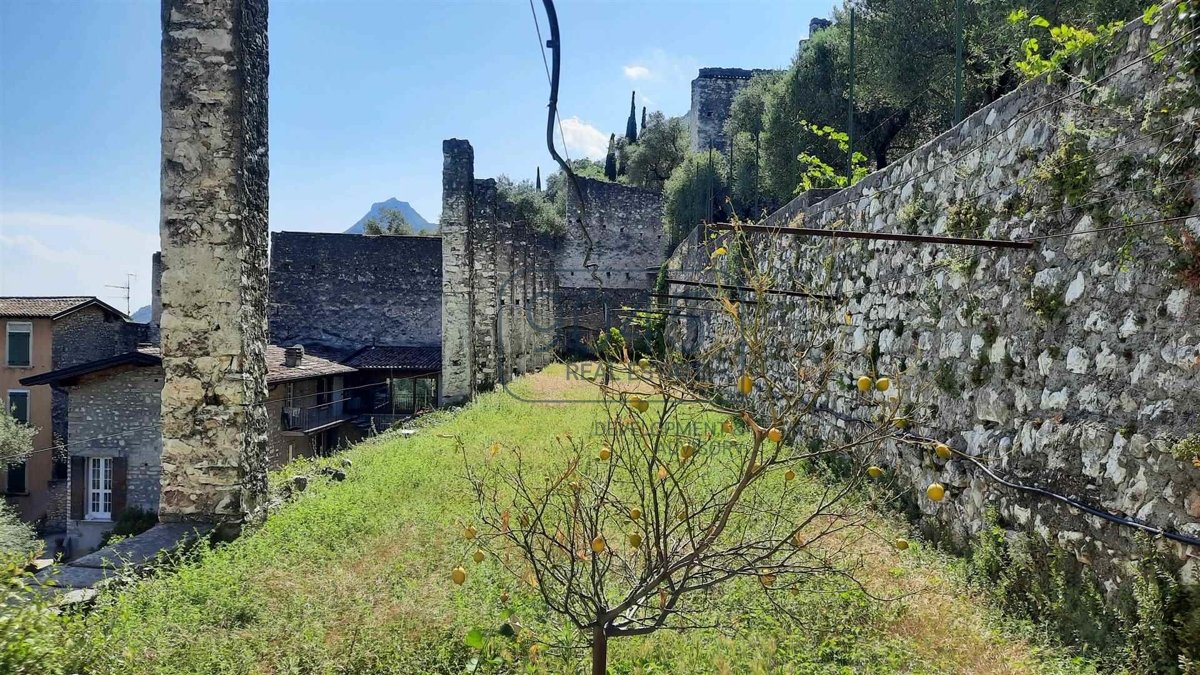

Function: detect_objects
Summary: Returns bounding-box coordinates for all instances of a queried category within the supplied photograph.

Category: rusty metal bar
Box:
[709,222,1036,250]
[649,292,759,305]
[665,278,838,301]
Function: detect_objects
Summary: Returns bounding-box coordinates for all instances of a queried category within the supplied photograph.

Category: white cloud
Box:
[558,116,609,161]
[623,65,652,81]
[0,211,158,314]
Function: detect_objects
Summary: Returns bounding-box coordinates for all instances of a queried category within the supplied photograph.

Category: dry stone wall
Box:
[666,9,1200,584]
[159,0,269,526]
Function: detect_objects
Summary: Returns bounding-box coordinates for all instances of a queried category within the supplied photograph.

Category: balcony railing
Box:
[281,401,350,432]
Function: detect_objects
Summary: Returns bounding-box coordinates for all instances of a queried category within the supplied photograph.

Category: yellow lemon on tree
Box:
[722,419,734,434]
[737,374,754,396]
[894,538,910,550]
[591,536,607,554]
[767,427,783,443]
[638,357,651,369]
[926,483,946,502]
[713,246,728,256]
[856,375,873,392]
[891,417,908,429]
[628,533,643,549]
[463,525,477,540]
[629,507,642,520]
[875,377,891,392]
[657,464,669,481]
[784,469,796,481]
[867,466,884,479]
[631,396,649,413]
[452,566,467,585]
[473,549,485,564]
[680,444,695,460]
[598,447,612,460]
[935,443,953,460]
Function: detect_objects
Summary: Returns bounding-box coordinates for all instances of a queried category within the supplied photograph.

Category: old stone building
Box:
[687,67,773,153]
[23,345,357,556]
[0,297,144,526]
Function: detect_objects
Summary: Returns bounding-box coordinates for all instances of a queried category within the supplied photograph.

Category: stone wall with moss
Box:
[665,5,1200,586]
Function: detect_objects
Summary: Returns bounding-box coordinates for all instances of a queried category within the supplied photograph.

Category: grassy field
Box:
[48,365,1100,674]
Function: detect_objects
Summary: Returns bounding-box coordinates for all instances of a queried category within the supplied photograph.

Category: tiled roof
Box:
[344,345,441,372]
[22,344,355,387]
[265,345,357,384]
[0,297,126,319]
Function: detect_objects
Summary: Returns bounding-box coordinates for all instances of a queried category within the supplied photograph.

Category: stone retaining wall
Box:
[665,7,1200,584]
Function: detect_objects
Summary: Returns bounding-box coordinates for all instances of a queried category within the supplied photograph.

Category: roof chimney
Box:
[284,345,304,368]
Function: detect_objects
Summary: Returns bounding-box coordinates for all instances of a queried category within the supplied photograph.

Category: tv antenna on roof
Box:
[106,272,136,315]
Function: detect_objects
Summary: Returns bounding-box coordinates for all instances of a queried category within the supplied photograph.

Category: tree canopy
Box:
[622,112,689,193]
[362,208,414,235]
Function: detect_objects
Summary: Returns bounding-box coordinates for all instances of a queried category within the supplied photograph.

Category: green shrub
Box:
[0,503,39,568]
[100,507,158,548]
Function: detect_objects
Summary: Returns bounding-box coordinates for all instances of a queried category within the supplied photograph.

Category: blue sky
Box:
[1,0,827,311]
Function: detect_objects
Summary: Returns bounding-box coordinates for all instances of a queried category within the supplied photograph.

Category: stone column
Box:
[471,179,499,392]
[149,251,163,344]
[440,140,475,405]
[159,0,269,526]
[495,209,513,384]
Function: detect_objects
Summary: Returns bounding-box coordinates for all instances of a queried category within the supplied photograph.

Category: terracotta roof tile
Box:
[0,297,107,318]
[343,346,441,371]
[265,345,356,384]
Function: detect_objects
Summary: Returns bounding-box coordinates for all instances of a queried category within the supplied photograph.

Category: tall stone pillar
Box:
[149,251,163,344]
[441,140,475,405]
[471,179,499,391]
[159,0,269,526]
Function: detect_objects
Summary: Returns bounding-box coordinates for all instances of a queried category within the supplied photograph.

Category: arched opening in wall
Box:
[557,324,599,360]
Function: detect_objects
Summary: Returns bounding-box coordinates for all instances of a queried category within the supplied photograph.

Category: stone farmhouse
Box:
[22,344,359,556]
[1,297,146,526]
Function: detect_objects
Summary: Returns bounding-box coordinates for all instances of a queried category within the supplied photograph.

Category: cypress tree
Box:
[641,106,647,134]
[535,166,541,191]
[604,133,618,181]
[625,91,638,143]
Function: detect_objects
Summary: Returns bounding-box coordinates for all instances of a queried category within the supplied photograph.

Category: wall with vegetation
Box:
[665,6,1200,589]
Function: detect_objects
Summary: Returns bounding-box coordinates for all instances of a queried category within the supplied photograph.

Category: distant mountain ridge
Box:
[345,198,434,234]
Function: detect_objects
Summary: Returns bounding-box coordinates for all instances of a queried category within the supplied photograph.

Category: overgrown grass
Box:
[30,366,1099,673]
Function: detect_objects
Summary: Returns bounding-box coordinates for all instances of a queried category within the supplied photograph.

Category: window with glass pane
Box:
[87,457,112,519]
[5,322,32,367]
[6,391,29,424]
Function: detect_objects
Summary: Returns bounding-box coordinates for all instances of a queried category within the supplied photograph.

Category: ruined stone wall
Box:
[555,177,665,353]
[666,9,1200,584]
[440,140,557,400]
[268,232,442,357]
[159,0,269,525]
[687,68,772,153]
[440,140,475,405]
